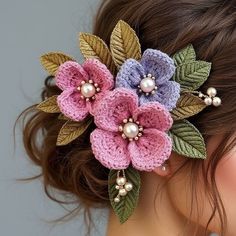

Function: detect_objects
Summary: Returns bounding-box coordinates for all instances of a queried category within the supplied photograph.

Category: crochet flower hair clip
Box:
[37,20,222,224]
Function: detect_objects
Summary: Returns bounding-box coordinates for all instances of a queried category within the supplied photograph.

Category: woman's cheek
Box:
[215,146,236,234]
[207,134,236,199]
[216,151,236,197]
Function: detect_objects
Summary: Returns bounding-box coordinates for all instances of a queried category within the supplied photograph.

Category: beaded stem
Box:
[114,169,133,203]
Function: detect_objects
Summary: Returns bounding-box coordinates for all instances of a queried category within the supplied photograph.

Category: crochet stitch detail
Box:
[128,129,172,171]
[55,59,114,121]
[90,88,173,171]
[116,48,181,111]
[92,88,139,132]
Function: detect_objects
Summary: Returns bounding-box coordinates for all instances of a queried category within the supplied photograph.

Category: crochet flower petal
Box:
[83,59,114,91]
[140,80,181,111]
[90,129,130,170]
[133,102,173,131]
[57,88,88,121]
[87,92,105,115]
[116,59,145,90]
[128,128,172,171]
[55,61,89,90]
[93,88,139,132]
[140,49,175,85]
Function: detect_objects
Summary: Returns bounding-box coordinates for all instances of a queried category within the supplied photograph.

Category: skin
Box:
[106,134,236,236]
[214,135,236,236]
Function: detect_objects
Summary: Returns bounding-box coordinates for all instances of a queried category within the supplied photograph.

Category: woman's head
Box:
[18,0,236,235]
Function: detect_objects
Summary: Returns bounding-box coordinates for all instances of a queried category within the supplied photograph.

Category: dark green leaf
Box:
[108,167,141,224]
[168,119,207,159]
[173,44,196,66]
[173,61,212,91]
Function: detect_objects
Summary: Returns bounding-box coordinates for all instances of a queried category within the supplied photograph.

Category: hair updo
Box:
[17,0,236,235]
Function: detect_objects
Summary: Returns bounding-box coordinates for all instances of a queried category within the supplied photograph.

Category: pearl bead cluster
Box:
[138,73,158,96]
[198,87,222,107]
[119,118,143,142]
[77,80,101,102]
[114,170,133,203]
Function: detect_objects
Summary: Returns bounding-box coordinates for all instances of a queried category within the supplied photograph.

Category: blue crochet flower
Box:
[115,49,181,111]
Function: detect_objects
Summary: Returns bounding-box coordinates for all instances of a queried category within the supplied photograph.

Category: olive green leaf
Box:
[36,95,61,113]
[79,32,116,76]
[40,52,75,76]
[57,118,93,146]
[58,113,70,121]
[110,20,142,69]
[173,61,212,91]
[173,44,196,66]
[168,119,207,159]
[108,167,141,224]
[171,93,207,120]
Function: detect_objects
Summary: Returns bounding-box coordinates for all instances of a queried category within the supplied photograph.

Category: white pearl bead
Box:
[140,77,156,93]
[123,122,139,139]
[119,188,127,196]
[204,97,212,106]
[161,165,167,171]
[207,87,217,97]
[115,185,120,190]
[124,182,133,192]
[212,97,222,106]
[114,197,120,203]
[198,92,204,98]
[116,177,126,186]
[81,83,96,98]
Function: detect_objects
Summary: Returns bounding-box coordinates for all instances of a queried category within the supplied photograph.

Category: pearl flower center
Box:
[77,80,101,102]
[123,122,139,139]
[138,73,158,96]
[119,118,143,141]
[81,83,96,98]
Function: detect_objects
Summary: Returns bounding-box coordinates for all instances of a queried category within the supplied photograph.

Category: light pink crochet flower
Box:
[90,88,173,171]
[55,59,114,121]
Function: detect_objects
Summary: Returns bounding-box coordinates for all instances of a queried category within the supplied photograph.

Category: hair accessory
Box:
[199,87,222,106]
[55,59,114,121]
[114,170,133,203]
[37,20,221,223]
[116,49,181,110]
[90,88,173,171]
[181,87,222,107]
[161,164,168,172]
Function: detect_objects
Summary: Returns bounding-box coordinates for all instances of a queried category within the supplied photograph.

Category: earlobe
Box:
[153,163,171,177]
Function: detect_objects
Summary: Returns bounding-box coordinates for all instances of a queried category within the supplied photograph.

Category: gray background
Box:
[0,0,108,235]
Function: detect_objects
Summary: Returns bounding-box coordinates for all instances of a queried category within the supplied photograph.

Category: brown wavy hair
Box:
[17,0,236,235]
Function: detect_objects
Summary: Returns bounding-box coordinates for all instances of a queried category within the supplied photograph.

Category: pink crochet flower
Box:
[90,88,173,171]
[55,59,114,121]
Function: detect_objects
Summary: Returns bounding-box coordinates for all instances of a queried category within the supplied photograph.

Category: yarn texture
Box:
[116,49,181,111]
[55,59,114,121]
[90,88,173,171]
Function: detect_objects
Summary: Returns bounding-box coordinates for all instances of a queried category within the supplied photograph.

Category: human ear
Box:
[153,152,185,177]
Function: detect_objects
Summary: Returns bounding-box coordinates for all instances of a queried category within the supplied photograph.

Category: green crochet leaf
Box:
[171,93,207,120]
[173,61,212,91]
[173,44,196,66]
[168,119,207,159]
[108,167,141,224]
